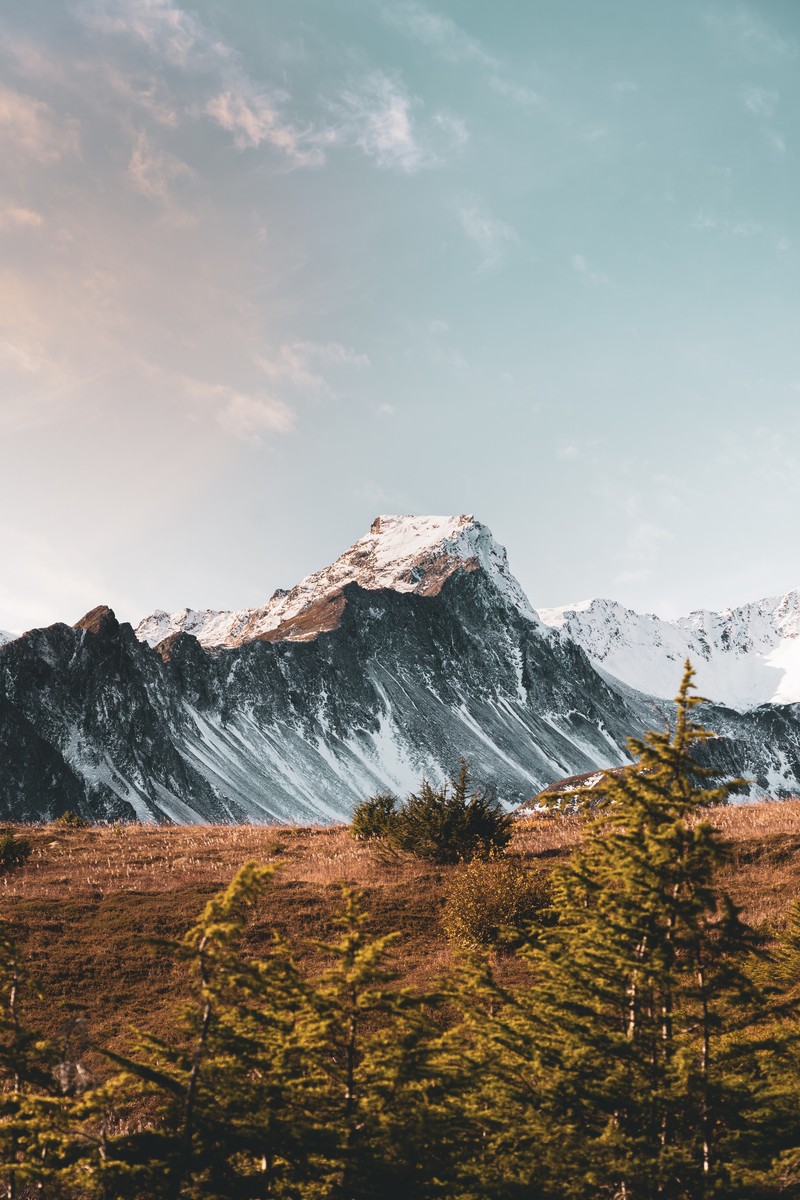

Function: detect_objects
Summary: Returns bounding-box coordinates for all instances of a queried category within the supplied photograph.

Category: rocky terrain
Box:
[2,515,800,822]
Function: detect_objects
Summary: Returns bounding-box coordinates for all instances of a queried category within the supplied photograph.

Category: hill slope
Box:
[3,803,799,1045]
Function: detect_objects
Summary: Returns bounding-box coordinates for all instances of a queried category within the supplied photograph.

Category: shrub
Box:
[358,760,512,864]
[397,760,512,864]
[351,792,399,841]
[53,810,90,829]
[442,858,552,952]
[0,830,32,874]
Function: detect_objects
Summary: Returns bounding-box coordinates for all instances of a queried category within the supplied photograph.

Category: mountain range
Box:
[2,514,800,823]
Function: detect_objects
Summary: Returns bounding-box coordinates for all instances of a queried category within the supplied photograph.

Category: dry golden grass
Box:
[1,801,800,1048]
[703,797,800,841]
[2,822,449,900]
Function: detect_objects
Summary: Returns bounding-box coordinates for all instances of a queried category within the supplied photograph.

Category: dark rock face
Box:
[2,568,800,823]
[74,605,120,638]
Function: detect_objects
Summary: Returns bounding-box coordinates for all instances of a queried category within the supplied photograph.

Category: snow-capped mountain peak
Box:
[347,514,537,616]
[538,591,800,711]
[136,514,537,649]
[7,518,800,824]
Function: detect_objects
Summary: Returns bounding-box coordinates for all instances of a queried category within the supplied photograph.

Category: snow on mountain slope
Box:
[0,569,646,822]
[136,514,538,649]
[6,516,800,823]
[0,632,15,647]
[538,592,800,711]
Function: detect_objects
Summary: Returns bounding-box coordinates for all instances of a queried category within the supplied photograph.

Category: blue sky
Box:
[1,0,799,630]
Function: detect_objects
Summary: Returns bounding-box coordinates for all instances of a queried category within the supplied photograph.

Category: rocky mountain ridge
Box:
[539,592,800,711]
[135,514,537,649]
[2,515,800,823]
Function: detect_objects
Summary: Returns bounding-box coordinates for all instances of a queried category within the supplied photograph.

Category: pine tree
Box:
[390,759,512,864]
[79,870,463,1199]
[0,919,65,1199]
[460,663,766,1199]
[297,886,468,1200]
[92,860,316,1198]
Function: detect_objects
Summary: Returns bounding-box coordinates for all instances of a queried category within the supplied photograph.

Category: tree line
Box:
[2,665,800,1198]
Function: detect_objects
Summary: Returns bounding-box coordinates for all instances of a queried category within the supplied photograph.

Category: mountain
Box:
[2,515,800,824]
[135,514,538,648]
[539,593,800,711]
[0,630,17,647]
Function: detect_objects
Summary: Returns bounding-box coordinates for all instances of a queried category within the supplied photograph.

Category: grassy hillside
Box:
[4,801,800,1051]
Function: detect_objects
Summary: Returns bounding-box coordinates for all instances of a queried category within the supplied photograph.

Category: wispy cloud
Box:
[205,88,333,164]
[740,86,786,156]
[255,342,369,398]
[385,2,494,68]
[79,0,475,179]
[706,4,795,59]
[570,253,611,287]
[0,86,80,167]
[691,209,764,236]
[180,377,294,444]
[742,85,778,116]
[79,0,333,168]
[177,340,369,443]
[556,437,605,463]
[127,130,193,203]
[0,205,43,229]
[487,76,542,108]
[103,67,180,128]
[0,1,386,472]
[333,73,466,172]
[459,202,519,270]
[77,0,224,71]
[765,129,787,155]
[385,2,541,108]
[0,338,46,379]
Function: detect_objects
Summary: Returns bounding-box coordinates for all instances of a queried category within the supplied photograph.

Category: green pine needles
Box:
[2,663,800,1197]
[448,662,800,1199]
[351,759,513,863]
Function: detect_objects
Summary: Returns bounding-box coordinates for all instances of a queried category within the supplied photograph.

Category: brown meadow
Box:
[3,800,800,1051]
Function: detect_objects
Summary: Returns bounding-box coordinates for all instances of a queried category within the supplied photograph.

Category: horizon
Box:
[2,1,799,630]
[3,507,799,636]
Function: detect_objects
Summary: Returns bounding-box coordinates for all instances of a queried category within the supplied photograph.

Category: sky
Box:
[1,0,799,632]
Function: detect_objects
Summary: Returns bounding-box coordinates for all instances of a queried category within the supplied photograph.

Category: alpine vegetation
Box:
[351,759,513,863]
[2,666,800,1197]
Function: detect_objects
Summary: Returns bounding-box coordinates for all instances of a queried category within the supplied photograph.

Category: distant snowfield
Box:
[538,594,800,712]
